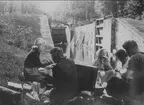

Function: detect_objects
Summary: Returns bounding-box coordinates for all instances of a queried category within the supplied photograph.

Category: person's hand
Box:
[38,68,48,75]
[42,59,53,66]
[115,68,120,72]
[102,56,110,65]
[46,64,56,69]
[126,70,134,80]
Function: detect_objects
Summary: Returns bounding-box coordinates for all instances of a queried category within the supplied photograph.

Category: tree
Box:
[0,1,43,15]
[124,0,144,19]
[0,1,6,14]
[51,0,99,26]
[94,0,128,17]
[94,0,144,19]
[21,1,43,14]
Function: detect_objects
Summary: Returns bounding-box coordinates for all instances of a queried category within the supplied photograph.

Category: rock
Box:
[0,86,21,105]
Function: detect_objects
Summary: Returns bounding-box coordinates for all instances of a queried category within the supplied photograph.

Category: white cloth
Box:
[95,70,118,88]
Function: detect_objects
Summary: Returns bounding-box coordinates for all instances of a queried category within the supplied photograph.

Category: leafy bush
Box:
[0,13,41,51]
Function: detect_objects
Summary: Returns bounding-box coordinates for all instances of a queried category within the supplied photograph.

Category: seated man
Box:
[50,47,78,104]
[122,40,144,98]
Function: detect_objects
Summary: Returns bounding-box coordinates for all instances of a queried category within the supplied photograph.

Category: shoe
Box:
[26,92,40,101]
[39,86,46,94]
[100,89,112,98]
[44,99,50,104]
[39,91,51,103]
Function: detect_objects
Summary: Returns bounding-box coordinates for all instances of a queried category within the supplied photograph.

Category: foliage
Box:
[20,1,43,14]
[0,1,43,15]
[124,0,144,19]
[0,38,26,86]
[50,0,144,25]
[94,0,144,19]
[0,13,41,51]
[94,0,128,17]
[52,0,99,25]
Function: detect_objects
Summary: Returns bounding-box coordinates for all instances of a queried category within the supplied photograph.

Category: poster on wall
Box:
[83,22,96,65]
[69,22,96,65]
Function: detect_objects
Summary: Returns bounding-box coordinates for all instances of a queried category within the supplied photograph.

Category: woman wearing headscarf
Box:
[24,38,53,89]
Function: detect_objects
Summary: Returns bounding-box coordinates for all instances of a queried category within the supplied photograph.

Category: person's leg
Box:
[101,70,116,83]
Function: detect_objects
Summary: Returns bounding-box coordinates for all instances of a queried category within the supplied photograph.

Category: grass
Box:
[0,13,41,51]
[0,38,26,86]
[0,13,144,105]
[1,37,144,105]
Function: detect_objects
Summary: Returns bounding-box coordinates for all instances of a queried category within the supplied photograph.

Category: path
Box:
[39,15,54,48]
[39,15,54,61]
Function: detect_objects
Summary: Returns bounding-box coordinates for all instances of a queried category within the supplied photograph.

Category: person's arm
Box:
[32,52,52,67]
[41,59,53,67]
[92,59,97,66]
[126,56,138,79]
[103,57,113,71]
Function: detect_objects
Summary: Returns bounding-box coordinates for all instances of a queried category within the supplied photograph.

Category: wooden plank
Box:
[96,44,103,47]
[0,86,20,94]
[96,35,103,38]
[8,82,32,91]
[96,24,103,28]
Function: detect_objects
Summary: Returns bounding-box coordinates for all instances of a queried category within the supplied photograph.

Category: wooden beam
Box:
[8,82,32,91]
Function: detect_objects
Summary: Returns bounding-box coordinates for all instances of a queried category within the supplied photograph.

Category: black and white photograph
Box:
[0,0,144,105]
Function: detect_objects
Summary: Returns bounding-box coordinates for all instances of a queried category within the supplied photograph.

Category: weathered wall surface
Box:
[102,18,112,53]
[69,22,96,65]
[116,19,144,52]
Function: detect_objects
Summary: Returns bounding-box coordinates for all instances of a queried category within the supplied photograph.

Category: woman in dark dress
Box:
[24,38,53,88]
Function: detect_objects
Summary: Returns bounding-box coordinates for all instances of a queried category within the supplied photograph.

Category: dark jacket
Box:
[52,57,78,93]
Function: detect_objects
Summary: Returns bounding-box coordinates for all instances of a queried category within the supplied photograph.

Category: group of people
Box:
[23,37,144,104]
[24,38,78,104]
[93,40,144,99]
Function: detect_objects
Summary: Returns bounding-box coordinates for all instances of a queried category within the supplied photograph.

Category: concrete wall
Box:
[116,19,144,52]
[102,18,112,53]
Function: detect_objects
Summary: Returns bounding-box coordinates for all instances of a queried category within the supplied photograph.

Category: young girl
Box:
[93,49,116,87]
[93,48,113,71]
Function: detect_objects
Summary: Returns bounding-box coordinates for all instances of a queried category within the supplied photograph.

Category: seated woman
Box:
[24,38,53,90]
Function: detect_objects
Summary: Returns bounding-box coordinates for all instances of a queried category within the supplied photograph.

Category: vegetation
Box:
[51,0,144,26]
[0,1,144,105]
[1,13,41,51]
[0,1,45,105]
